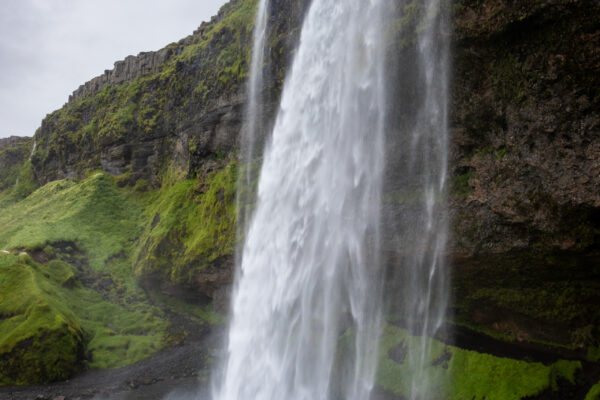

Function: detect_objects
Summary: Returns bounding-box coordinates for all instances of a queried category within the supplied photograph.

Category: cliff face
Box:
[451,0,600,255]
[448,0,600,348]
[23,0,600,348]
[0,136,34,197]
[31,0,306,187]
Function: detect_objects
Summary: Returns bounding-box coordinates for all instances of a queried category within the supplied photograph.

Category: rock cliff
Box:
[0,136,33,193]
[18,0,600,352]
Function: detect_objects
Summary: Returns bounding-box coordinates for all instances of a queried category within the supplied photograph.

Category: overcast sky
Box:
[0,0,228,139]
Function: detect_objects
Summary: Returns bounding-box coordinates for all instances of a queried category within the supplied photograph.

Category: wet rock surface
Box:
[450,0,600,255]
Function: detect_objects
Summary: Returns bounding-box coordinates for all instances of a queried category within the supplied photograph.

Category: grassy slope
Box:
[0,253,165,384]
[0,173,139,269]
[0,165,233,385]
[0,173,169,384]
[0,160,39,209]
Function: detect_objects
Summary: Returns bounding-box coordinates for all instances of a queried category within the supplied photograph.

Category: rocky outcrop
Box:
[68,14,231,103]
[31,0,310,187]
[0,136,30,152]
[446,0,600,349]
[69,48,174,102]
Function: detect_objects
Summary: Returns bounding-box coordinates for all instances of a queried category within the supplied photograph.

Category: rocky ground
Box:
[0,324,225,400]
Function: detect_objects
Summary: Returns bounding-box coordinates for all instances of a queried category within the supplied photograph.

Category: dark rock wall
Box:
[449,0,600,347]
[451,0,600,256]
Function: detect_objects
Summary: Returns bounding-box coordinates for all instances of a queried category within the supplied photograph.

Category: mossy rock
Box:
[134,160,237,286]
[0,254,85,385]
[375,325,582,400]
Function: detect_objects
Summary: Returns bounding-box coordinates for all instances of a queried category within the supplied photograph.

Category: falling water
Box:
[29,138,36,161]
[214,0,451,397]
[383,0,451,398]
[213,0,388,399]
[236,0,269,243]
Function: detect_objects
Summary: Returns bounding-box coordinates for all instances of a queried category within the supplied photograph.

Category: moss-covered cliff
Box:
[0,0,598,395]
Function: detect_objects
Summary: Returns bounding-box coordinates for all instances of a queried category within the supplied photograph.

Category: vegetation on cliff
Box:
[0,0,598,395]
[31,0,259,186]
[0,168,233,385]
[134,159,237,284]
[0,173,168,381]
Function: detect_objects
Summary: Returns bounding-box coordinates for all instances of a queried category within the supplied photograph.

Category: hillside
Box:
[0,0,599,398]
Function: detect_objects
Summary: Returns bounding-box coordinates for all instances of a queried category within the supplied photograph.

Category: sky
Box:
[0,0,228,139]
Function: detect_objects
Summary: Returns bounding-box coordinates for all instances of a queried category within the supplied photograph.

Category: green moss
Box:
[0,173,138,271]
[587,346,600,362]
[0,254,84,385]
[11,161,39,200]
[0,173,170,381]
[586,381,600,400]
[134,161,237,283]
[146,290,224,326]
[0,138,32,191]
[0,160,39,209]
[453,252,600,348]
[452,170,473,197]
[496,146,507,160]
[466,285,599,339]
[376,325,582,400]
[0,253,167,386]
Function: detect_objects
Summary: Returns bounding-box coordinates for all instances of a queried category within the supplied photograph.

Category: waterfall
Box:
[213,0,451,398]
[236,0,269,244]
[213,0,388,398]
[383,0,451,398]
[29,138,36,161]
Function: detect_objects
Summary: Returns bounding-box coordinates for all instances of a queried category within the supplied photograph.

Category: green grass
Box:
[0,160,39,208]
[0,254,83,385]
[376,325,582,400]
[0,165,237,384]
[0,172,140,271]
